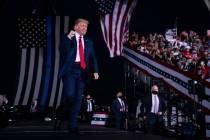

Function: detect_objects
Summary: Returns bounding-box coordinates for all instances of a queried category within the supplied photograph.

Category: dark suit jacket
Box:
[58,34,99,79]
[112,98,126,115]
[141,94,166,115]
[82,99,95,113]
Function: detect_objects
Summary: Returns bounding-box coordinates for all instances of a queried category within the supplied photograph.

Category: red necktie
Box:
[79,36,86,69]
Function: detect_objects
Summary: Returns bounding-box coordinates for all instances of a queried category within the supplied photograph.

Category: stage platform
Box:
[0,119,180,140]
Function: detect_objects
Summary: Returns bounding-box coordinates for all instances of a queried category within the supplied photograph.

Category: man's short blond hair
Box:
[74,18,89,25]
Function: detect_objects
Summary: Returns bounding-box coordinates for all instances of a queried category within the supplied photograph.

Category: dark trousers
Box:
[145,113,164,133]
[62,63,86,129]
[114,112,126,129]
[84,111,93,123]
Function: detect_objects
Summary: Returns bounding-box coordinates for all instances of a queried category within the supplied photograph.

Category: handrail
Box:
[122,46,210,113]
[127,47,210,88]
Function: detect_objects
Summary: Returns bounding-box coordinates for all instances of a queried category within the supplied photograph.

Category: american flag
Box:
[17,18,47,48]
[14,16,70,110]
[95,0,115,15]
[96,0,138,57]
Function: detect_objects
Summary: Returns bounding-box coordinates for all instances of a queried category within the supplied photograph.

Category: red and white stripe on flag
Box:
[99,0,138,57]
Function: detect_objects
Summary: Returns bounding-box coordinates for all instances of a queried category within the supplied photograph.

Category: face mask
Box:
[152,91,158,95]
[118,96,123,98]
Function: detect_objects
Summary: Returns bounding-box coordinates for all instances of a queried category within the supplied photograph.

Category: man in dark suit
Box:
[81,94,95,123]
[58,18,99,134]
[141,85,166,133]
[112,92,127,129]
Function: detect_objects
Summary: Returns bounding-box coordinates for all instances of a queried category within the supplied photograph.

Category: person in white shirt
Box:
[112,92,128,129]
[58,18,99,135]
[141,85,166,133]
[82,94,95,123]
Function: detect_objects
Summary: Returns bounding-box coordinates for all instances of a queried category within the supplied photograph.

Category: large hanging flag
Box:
[14,16,70,109]
[95,0,138,57]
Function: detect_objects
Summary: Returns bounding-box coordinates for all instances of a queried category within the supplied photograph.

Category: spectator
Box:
[126,30,209,80]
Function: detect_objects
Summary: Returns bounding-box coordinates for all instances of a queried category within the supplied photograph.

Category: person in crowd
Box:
[141,85,166,133]
[58,18,99,135]
[196,61,208,79]
[126,30,209,80]
[129,32,140,49]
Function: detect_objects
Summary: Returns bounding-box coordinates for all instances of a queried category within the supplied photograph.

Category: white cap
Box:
[185,45,191,49]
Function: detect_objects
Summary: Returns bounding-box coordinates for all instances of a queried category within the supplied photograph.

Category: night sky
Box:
[0,0,209,105]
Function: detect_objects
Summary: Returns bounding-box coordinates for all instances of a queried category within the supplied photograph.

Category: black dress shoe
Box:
[68,128,81,135]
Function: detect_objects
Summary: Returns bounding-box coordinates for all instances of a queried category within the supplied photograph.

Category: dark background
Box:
[0,0,209,105]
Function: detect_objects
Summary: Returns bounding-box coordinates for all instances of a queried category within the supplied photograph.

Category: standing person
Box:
[0,94,8,107]
[0,94,9,128]
[82,94,95,123]
[58,18,99,134]
[112,92,127,129]
[141,85,166,133]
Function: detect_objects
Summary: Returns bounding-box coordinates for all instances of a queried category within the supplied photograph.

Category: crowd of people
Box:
[127,30,210,80]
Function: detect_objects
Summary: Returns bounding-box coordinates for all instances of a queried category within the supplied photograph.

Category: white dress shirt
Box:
[75,32,85,62]
[151,94,159,114]
[87,101,92,112]
[118,98,125,111]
